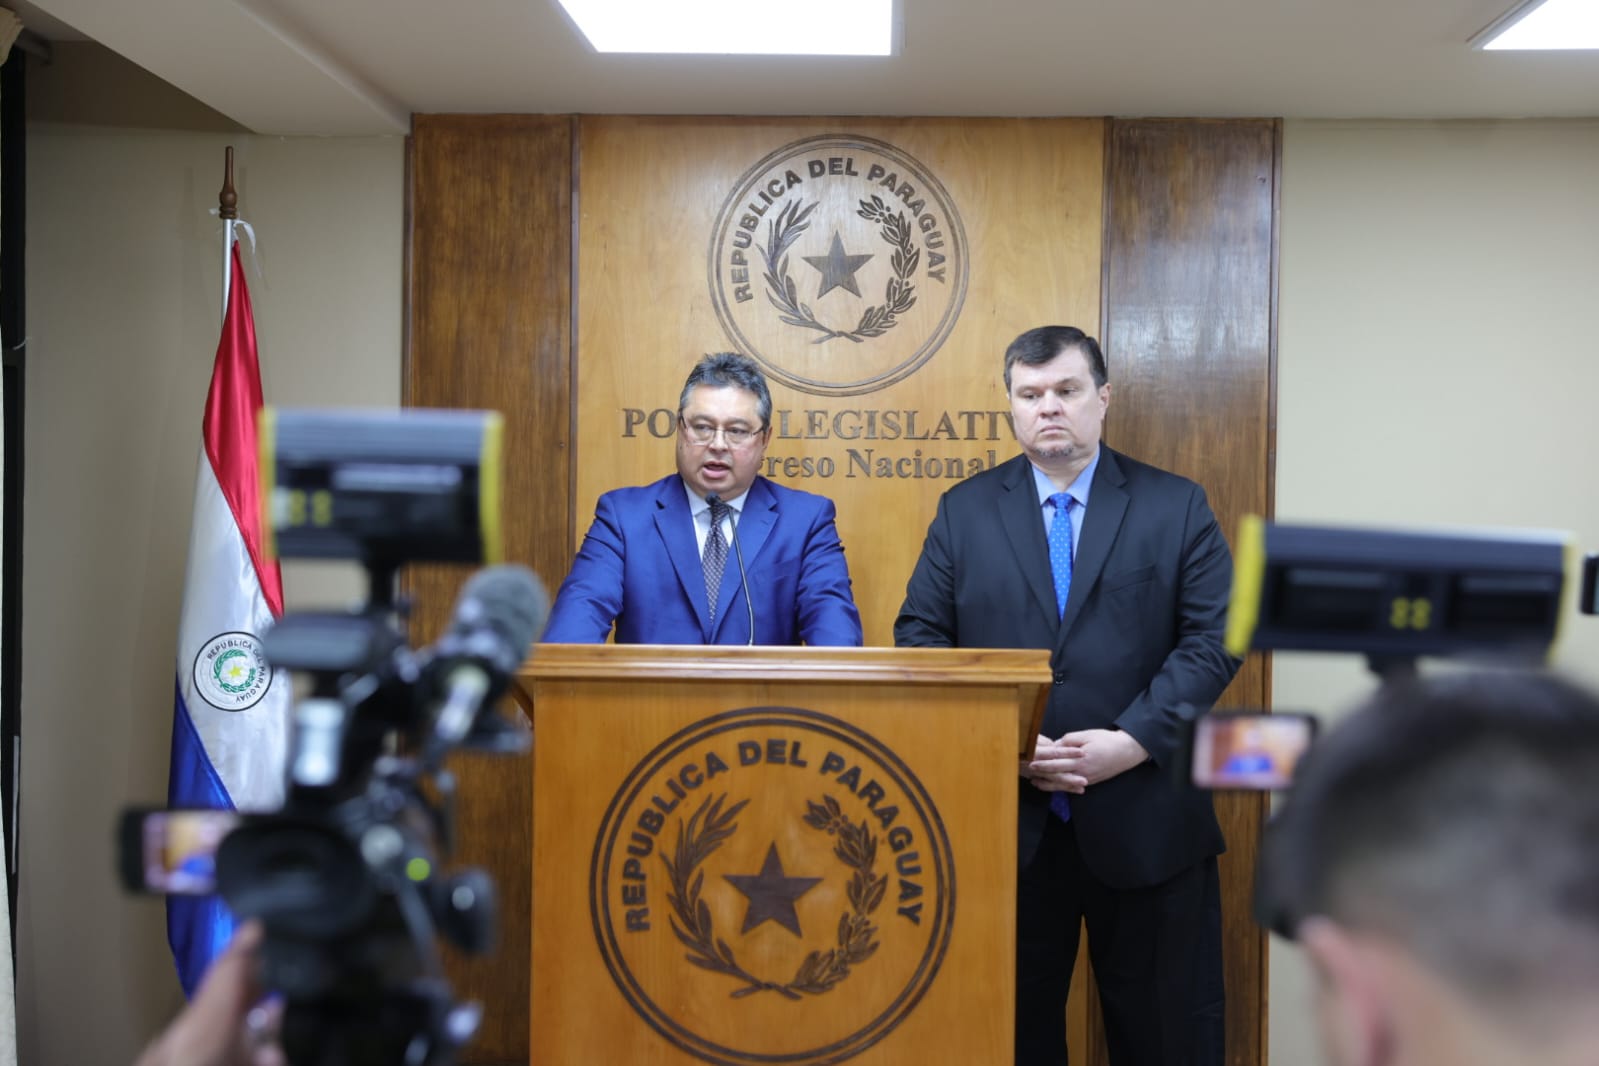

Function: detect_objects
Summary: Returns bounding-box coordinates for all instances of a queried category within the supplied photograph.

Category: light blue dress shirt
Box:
[1029,446,1100,559]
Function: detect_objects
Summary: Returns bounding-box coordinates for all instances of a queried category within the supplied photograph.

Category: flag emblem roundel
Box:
[193,631,273,711]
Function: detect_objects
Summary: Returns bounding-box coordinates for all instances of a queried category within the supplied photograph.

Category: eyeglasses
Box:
[678,417,765,448]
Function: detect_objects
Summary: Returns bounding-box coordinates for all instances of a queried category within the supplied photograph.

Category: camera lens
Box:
[217,817,375,938]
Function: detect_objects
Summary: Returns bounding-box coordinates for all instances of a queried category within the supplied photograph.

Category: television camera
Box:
[1207,515,1576,939]
[122,407,548,1066]
[1182,515,1571,797]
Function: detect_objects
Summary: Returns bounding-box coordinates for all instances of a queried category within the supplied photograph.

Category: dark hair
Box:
[677,352,773,429]
[1265,670,1599,1008]
[1002,326,1108,391]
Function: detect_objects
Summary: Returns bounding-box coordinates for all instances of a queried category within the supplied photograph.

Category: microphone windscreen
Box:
[455,564,550,667]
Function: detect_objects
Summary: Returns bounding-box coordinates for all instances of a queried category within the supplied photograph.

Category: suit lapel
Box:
[653,477,713,639]
[996,457,1059,632]
[1059,447,1129,641]
[712,478,777,638]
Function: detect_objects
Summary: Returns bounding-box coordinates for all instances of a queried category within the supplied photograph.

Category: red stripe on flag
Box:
[202,242,284,618]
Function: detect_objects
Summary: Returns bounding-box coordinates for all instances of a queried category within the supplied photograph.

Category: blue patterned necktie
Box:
[1047,492,1074,822]
[1048,492,1075,618]
[703,499,729,622]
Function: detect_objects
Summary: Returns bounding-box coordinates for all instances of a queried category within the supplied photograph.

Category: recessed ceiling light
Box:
[1473,0,1599,50]
[555,0,896,55]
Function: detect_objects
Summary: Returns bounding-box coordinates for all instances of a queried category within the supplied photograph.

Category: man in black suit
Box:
[895,325,1239,1066]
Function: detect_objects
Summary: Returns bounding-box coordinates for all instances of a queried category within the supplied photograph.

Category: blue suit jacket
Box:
[543,474,863,646]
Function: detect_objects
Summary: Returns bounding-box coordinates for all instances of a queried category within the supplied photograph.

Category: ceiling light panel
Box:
[556,0,896,55]
[1476,0,1599,50]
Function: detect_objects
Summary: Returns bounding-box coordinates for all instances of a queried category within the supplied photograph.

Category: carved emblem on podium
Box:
[591,706,955,1065]
[709,135,969,397]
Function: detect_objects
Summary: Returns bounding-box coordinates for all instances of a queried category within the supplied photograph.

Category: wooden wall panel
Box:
[405,113,574,1064]
[575,117,1104,646]
[403,113,1278,1066]
[1101,117,1279,1066]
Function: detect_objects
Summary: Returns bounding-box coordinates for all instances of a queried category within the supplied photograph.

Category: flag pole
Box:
[219,147,237,322]
[170,145,285,996]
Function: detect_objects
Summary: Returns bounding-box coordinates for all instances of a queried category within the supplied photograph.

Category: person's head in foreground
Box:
[1263,669,1599,1066]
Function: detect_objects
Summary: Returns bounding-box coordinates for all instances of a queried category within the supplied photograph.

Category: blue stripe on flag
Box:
[166,677,238,998]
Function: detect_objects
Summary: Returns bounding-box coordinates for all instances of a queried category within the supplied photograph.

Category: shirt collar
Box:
[1030,446,1100,510]
[684,479,751,517]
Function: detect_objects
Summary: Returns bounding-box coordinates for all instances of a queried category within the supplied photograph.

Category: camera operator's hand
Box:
[135,921,284,1066]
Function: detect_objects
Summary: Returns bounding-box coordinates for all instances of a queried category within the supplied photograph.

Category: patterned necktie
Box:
[1048,492,1075,618]
[703,498,730,622]
[1047,492,1075,823]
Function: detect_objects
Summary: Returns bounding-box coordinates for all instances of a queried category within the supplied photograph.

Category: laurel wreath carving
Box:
[661,792,886,1000]
[661,794,783,998]
[850,196,920,339]
[793,794,887,993]
[759,196,919,345]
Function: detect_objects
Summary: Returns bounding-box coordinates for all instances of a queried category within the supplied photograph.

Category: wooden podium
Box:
[517,644,1050,1065]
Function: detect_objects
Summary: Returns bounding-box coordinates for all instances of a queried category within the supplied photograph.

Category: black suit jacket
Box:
[894,447,1239,889]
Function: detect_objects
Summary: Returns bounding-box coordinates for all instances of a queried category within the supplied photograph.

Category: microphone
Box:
[707,493,756,646]
[428,564,549,747]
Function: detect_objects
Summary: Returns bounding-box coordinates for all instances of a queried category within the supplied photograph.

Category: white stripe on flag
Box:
[175,457,288,812]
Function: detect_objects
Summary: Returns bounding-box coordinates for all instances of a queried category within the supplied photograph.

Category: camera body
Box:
[125,408,545,1066]
[1196,516,1572,792]
[1226,516,1568,666]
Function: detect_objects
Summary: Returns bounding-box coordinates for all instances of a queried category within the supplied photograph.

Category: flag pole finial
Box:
[219,146,237,221]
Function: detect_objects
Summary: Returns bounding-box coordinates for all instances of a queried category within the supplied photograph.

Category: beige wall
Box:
[20,126,403,1066]
[1271,118,1599,1064]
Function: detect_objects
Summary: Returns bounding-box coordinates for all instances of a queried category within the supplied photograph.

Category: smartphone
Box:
[118,808,241,895]
[1190,712,1317,790]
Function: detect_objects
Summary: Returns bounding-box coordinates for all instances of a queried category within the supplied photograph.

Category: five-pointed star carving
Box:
[723,842,822,937]
[802,231,874,299]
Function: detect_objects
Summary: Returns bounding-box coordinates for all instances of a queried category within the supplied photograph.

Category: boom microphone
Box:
[707,494,756,646]
[429,563,549,746]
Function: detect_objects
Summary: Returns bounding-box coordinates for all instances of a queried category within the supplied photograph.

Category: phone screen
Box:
[1191,713,1316,790]
[122,810,240,894]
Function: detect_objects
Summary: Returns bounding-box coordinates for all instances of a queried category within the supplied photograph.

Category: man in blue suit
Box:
[543,352,863,646]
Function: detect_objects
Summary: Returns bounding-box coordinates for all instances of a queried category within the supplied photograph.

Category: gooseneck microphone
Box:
[429,563,550,745]
[706,493,756,646]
